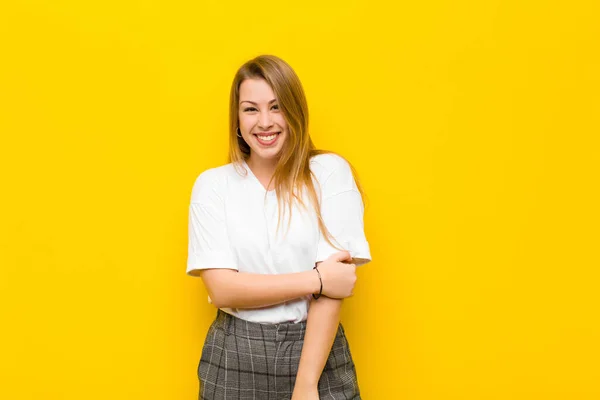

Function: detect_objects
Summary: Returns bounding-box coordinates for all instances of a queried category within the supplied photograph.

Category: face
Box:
[238,78,288,164]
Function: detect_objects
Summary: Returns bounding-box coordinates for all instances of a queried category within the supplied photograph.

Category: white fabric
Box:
[187,153,371,324]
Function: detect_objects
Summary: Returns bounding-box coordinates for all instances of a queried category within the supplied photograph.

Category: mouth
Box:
[253,131,281,146]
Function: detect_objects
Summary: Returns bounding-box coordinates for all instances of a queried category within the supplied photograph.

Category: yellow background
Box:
[1,0,599,398]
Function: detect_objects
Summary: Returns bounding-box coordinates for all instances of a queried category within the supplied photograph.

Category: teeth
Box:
[257,134,277,141]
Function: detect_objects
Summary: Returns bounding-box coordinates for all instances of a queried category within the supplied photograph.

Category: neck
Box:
[247,155,278,178]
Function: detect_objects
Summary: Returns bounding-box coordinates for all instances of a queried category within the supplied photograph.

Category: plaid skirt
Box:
[197,309,361,400]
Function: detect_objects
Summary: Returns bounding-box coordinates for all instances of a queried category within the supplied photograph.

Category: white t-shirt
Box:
[186,153,371,324]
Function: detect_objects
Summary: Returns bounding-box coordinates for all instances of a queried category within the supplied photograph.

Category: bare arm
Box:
[195,268,320,309]
[294,295,343,390]
[292,258,355,396]
[193,251,355,310]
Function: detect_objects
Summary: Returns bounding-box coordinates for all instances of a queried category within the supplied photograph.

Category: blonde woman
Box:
[187,55,371,399]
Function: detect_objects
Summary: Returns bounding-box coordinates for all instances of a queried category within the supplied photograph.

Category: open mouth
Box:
[253,132,281,146]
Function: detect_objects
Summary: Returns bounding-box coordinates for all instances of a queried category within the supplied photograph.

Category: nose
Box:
[257,110,274,130]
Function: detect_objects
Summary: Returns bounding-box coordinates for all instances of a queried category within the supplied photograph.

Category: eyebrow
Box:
[239,99,277,105]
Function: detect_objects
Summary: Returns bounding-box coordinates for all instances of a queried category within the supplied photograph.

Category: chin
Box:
[254,149,283,161]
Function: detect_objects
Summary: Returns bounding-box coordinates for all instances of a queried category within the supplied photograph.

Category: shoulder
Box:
[190,163,237,204]
[310,152,351,177]
[193,163,235,185]
[310,152,358,197]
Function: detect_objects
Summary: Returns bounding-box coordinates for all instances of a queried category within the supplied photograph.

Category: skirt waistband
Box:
[213,309,307,342]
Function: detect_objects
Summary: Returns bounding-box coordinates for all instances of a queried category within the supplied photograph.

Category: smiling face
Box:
[238,78,288,165]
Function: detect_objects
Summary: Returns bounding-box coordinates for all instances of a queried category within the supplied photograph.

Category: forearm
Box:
[295,296,343,386]
[200,269,320,309]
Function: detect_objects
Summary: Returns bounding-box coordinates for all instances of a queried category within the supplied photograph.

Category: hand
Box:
[315,251,356,299]
[291,380,320,400]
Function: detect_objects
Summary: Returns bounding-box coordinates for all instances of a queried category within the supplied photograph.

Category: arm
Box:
[195,251,356,309]
[196,268,320,309]
[292,155,372,397]
[294,285,343,390]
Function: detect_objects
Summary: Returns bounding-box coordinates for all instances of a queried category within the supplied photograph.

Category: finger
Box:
[331,251,352,262]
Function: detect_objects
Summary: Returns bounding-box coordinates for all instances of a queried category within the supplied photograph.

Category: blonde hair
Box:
[227,54,366,251]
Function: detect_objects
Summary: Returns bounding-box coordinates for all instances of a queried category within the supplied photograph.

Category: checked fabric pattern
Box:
[197,309,361,399]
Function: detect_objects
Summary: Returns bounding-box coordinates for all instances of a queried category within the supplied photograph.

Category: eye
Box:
[271,104,279,110]
[243,107,258,112]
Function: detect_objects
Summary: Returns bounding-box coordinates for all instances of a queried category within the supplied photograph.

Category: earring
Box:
[236,127,242,138]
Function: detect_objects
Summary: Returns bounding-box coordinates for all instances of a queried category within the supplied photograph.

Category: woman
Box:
[187,55,372,400]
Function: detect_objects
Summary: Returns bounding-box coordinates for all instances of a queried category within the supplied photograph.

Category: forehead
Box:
[239,78,276,102]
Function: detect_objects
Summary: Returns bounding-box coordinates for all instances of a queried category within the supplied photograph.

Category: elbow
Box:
[205,285,230,308]
[209,293,229,309]
[209,288,243,309]
[198,268,238,309]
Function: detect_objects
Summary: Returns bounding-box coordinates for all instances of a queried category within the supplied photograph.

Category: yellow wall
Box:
[1,1,599,398]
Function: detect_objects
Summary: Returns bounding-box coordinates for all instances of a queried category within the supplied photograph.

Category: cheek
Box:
[275,115,288,131]
[238,114,252,130]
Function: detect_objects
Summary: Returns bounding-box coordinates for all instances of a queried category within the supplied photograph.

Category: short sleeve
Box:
[315,156,372,266]
[186,170,239,276]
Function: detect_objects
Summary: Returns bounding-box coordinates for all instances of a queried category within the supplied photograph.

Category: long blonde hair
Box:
[227,55,366,251]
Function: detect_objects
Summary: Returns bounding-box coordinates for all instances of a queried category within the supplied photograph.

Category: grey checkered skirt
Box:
[197,309,361,399]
